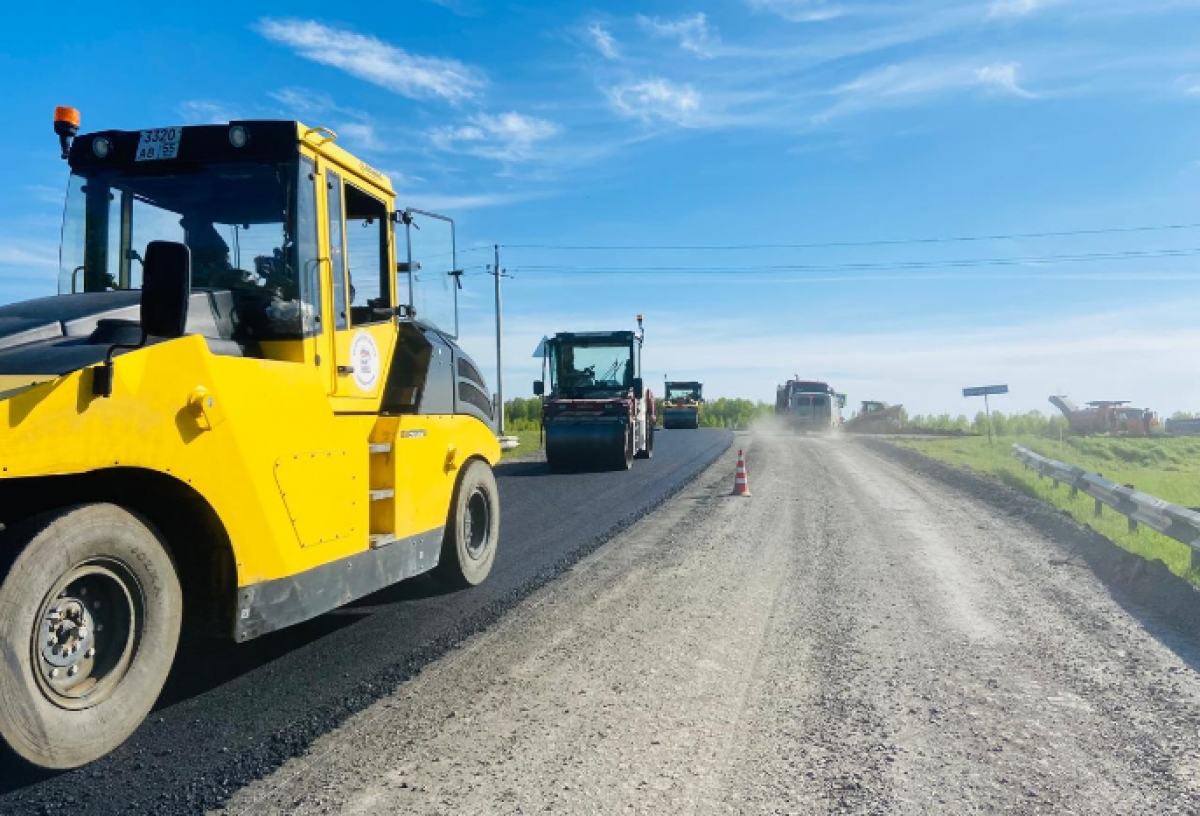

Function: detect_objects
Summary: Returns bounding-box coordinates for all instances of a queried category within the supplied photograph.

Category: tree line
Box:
[506,398,1095,438]
[902,409,1068,437]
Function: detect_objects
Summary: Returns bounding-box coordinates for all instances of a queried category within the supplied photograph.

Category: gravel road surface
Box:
[220,434,1200,816]
[0,429,730,815]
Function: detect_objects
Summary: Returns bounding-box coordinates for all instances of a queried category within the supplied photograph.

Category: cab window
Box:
[344,184,391,325]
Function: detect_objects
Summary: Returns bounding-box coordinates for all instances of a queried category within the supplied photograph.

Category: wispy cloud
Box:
[1178,74,1200,96]
[588,23,620,60]
[256,18,485,102]
[178,100,239,124]
[269,87,368,121]
[419,0,482,15]
[975,63,1037,97]
[477,301,1200,416]
[403,190,548,211]
[430,112,560,162]
[637,13,717,57]
[24,185,63,207]
[987,0,1041,18]
[609,78,703,126]
[743,0,845,23]
[0,238,58,270]
[820,59,1038,120]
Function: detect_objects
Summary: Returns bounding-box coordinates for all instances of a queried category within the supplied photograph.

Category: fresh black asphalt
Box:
[0,428,731,815]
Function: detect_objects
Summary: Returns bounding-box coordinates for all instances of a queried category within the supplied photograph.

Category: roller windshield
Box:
[666,384,701,401]
[59,159,320,340]
[549,340,634,397]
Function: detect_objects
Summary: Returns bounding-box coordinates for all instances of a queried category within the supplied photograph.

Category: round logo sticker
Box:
[349,332,380,392]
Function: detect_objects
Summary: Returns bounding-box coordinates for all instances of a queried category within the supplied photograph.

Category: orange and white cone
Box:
[731,449,751,496]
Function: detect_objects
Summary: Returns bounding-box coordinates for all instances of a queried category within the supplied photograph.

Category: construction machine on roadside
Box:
[0,109,501,770]
[1049,395,1159,438]
[534,317,656,470]
[662,380,703,429]
[844,400,904,434]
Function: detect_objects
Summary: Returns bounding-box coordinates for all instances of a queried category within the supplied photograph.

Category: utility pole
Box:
[493,244,504,435]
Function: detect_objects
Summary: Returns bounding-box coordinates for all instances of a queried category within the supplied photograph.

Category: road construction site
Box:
[8,428,1200,814]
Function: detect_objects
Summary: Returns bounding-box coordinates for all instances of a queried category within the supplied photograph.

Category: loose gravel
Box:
[218,434,1200,815]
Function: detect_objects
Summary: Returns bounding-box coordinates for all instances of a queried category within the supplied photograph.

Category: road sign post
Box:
[962,384,1009,443]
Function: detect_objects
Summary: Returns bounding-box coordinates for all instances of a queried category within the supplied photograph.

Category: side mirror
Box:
[533,380,544,396]
[142,241,191,338]
[92,240,191,398]
[633,377,644,400]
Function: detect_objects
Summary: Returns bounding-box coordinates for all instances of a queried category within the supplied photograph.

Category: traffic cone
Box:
[731,449,751,496]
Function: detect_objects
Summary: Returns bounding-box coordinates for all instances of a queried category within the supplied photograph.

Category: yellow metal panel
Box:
[0,336,371,585]
[274,449,360,547]
[389,415,501,540]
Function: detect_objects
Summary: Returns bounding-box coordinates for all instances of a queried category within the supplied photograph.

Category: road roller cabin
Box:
[534,317,655,471]
[662,381,703,429]
[0,110,501,769]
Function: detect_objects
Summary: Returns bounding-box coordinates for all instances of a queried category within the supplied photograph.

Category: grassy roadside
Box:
[895,435,1200,586]
[501,428,542,459]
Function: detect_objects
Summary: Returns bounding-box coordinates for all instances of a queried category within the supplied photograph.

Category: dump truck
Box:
[775,378,840,433]
[662,380,703,429]
[844,400,904,434]
[534,318,655,470]
[0,110,502,770]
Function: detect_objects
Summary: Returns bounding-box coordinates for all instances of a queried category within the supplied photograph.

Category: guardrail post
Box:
[1070,484,1078,499]
[1094,498,1103,518]
[1128,517,1138,534]
[1192,548,1200,574]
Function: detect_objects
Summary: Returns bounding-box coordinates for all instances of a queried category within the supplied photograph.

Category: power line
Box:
[506,246,1200,275]
[501,222,1200,252]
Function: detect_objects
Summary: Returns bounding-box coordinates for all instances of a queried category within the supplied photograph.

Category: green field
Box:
[896,435,1200,585]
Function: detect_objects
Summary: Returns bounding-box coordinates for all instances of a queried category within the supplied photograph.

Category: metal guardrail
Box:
[1011,444,1200,567]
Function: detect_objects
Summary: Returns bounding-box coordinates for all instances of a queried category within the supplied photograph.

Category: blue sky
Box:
[5,0,1200,414]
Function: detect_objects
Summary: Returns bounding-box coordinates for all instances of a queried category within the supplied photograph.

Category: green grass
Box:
[896,435,1200,585]
[501,428,542,459]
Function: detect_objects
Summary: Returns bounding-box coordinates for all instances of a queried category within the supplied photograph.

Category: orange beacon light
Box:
[54,106,81,159]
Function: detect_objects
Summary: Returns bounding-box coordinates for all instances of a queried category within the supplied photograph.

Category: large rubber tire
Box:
[614,422,634,470]
[0,504,182,770]
[434,460,500,589]
[635,421,654,459]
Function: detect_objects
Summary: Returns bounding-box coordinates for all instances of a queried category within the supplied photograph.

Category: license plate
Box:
[135,127,183,161]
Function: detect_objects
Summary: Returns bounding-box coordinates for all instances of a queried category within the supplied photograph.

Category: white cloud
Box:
[743,0,845,22]
[430,112,560,162]
[0,239,58,270]
[637,13,717,57]
[610,79,703,126]
[974,62,1037,98]
[820,59,1037,120]
[987,0,1040,17]
[269,87,368,121]
[335,122,385,152]
[403,190,548,211]
[475,301,1200,417]
[25,185,63,207]
[1178,74,1200,96]
[588,23,620,60]
[178,100,239,124]
[256,18,485,102]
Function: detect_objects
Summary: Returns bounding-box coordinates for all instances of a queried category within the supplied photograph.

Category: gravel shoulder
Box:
[219,434,1200,816]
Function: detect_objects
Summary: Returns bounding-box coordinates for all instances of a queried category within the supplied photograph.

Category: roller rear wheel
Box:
[434,460,500,588]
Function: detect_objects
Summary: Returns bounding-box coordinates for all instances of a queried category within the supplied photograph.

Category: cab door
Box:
[322,167,397,407]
